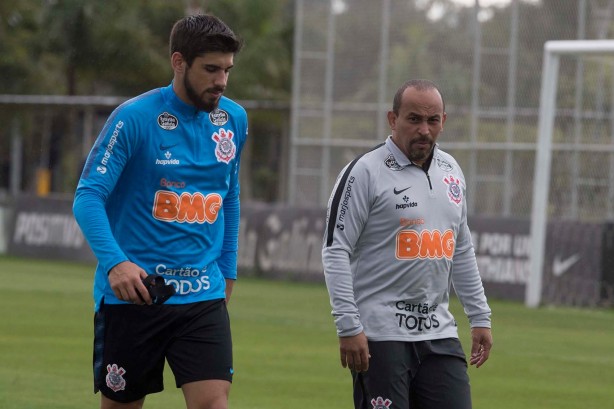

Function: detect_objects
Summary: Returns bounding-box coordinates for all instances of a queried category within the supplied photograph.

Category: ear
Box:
[441,112,447,129]
[171,52,185,74]
[387,111,397,130]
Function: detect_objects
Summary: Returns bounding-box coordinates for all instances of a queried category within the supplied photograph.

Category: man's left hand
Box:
[469,327,492,368]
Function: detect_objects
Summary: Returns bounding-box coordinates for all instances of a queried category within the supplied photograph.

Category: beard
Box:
[407,137,434,163]
[183,73,223,113]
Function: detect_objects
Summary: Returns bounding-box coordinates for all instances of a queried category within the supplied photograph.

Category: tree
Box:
[206,0,294,100]
[0,0,295,200]
[0,0,293,98]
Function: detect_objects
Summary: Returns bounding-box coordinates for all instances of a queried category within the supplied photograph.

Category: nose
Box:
[214,71,228,88]
[417,121,430,136]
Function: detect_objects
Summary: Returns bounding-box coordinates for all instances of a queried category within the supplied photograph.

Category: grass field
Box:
[1,255,613,409]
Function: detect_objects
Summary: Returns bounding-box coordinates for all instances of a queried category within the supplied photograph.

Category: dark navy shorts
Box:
[352,338,471,409]
[93,298,233,403]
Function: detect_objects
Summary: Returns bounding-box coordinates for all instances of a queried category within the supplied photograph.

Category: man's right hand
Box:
[108,261,151,305]
[339,332,370,372]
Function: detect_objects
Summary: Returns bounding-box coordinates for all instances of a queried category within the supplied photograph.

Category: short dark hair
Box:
[169,14,243,66]
[392,79,445,115]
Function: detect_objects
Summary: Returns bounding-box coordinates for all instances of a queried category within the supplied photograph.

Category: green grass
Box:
[1,255,613,409]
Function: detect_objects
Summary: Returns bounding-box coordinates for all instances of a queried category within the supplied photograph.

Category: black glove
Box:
[140,275,176,305]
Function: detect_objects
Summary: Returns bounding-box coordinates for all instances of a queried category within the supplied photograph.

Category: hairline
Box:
[392,79,446,115]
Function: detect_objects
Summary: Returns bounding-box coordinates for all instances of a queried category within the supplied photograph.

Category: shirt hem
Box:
[365,331,459,342]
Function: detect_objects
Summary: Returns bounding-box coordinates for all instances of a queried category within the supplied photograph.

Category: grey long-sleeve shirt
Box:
[322,137,491,341]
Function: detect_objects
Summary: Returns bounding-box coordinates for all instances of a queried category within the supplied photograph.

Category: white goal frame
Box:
[526,40,614,308]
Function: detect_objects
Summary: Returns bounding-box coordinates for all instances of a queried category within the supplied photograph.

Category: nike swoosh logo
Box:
[159,143,178,151]
[393,186,411,195]
[552,253,581,277]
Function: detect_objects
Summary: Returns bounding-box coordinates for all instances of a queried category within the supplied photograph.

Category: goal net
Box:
[527,40,614,308]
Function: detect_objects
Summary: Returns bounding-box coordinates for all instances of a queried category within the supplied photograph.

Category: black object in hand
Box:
[140,275,176,305]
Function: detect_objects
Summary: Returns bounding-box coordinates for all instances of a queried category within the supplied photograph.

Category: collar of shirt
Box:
[384,135,438,170]
[161,83,208,121]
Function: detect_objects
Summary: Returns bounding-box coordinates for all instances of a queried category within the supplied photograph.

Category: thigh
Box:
[166,299,233,387]
[101,395,145,409]
[94,303,168,403]
[409,353,471,409]
[353,341,411,409]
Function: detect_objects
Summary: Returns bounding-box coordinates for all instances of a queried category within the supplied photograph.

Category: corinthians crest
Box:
[212,128,236,164]
[106,363,127,392]
[443,174,463,205]
[384,154,403,170]
[371,396,392,409]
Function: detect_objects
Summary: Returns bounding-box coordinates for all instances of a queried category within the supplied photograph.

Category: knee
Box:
[191,398,227,409]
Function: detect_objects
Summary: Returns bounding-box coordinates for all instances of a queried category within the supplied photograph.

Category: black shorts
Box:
[93,298,232,403]
[352,338,471,409]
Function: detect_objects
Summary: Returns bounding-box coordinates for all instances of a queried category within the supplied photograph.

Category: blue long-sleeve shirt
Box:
[73,83,248,311]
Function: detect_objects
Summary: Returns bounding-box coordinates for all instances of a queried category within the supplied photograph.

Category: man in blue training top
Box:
[73,14,247,409]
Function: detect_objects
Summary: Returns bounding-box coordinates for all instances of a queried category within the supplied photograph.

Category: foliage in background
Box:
[206,0,294,100]
[1,0,612,203]
[0,0,293,201]
[2,0,611,110]
[0,0,293,98]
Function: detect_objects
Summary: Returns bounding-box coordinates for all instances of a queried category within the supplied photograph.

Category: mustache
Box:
[206,86,225,94]
[412,136,433,144]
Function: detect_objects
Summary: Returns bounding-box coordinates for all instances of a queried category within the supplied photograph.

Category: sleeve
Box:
[451,177,492,328]
[217,113,248,280]
[322,160,371,337]
[72,111,134,274]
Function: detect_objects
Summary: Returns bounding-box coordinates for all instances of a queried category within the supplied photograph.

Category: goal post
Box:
[526,40,614,308]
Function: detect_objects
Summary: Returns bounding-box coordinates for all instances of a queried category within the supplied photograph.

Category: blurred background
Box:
[1,0,614,307]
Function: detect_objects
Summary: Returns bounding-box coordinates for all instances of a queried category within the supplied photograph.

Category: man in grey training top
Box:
[322,79,492,409]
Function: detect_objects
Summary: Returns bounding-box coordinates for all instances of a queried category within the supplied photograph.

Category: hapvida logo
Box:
[155,151,180,165]
[396,194,418,209]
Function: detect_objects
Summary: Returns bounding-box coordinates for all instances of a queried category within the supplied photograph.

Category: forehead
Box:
[399,87,444,115]
[192,52,234,67]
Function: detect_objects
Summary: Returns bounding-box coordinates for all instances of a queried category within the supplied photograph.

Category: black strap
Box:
[353,371,371,409]
[140,275,175,305]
